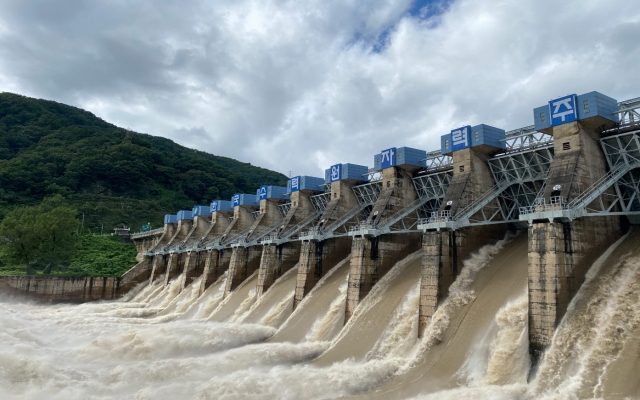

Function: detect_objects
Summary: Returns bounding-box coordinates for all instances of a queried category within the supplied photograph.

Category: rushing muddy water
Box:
[2,231,640,399]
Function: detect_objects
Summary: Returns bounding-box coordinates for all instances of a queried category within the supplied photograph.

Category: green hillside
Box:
[0,92,288,232]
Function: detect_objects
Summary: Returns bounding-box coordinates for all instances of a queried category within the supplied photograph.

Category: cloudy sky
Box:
[1,0,639,177]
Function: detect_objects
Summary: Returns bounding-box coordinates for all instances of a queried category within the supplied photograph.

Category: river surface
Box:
[1,231,639,399]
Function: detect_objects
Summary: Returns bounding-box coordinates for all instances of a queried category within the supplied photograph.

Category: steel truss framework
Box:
[310,192,331,213]
[418,143,554,231]
[424,150,453,171]
[599,130,640,216]
[518,130,640,222]
[365,168,383,182]
[300,201,373,241]
[145,97,640,255]
[499,125,553,154]
[411,170,453,224]
[615,97,640,126]
[488,145,554,221]
[352,181,383,205]
[278,203,291,218]
[347,169,453,237]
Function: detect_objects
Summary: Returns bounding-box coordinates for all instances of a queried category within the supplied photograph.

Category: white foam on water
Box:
[229,287,257,322]
[529,252,640,399]
[259,293,294,328]
[367,281,420,360]
[181,273,228,320]
[305,279,348,343]
[120,280,150,302]
[401,234,513,372]
[3,230,639,399]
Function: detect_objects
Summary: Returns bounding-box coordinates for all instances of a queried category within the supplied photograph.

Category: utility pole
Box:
[81,213,85,235]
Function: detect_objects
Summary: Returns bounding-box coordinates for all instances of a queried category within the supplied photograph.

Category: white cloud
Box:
[0,0,639,178]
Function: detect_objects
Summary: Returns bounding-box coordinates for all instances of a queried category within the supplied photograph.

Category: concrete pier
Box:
[146,222,177,283]
[199,248,233,294]
[148,215,192,284]
[293,179,362,309]
[119,255,154,293]
[149,253,169,283]
[418,143,506,337]
[223,197,283,297]
[179,214,215,290]
[161,214,194,286]
[197,206,252,295]
[256,189,316,297]
[131,230,163,261]
[527,119,621,362]
[345,165,422,322]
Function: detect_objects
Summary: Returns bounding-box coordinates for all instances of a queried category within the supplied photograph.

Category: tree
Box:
[0,195,80,272]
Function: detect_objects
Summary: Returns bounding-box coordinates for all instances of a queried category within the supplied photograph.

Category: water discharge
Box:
[2,230,640,399]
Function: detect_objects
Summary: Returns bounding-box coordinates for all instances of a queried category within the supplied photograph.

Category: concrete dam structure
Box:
[3,89,640,398]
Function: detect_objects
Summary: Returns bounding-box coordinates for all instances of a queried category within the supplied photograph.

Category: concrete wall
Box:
[147,223,177,253]
[293,179,361,309]
[223,199,284,298]
[368,167,417,224]
[345,165,421,322]
[132,233,163,261]
[418,143,506,337]
[294,238,352,309]
[0,276,121,302]
[320,180,362,223]
[119,256,153,293]
[280,190,316,228]
[162,251,191,287]
[346,233,421,322]
[419,226,505,337]
[198,249,233,295]
[256,242,301,297]
[181,250,207,290]
[165,219,194,249]
[181,215,213,247]
[255,191,318,297]
[528,120,621,364]
[150,254,170,283]
[223,246,263,297]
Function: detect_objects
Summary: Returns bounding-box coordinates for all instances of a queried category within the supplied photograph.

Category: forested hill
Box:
[0,92,288,232]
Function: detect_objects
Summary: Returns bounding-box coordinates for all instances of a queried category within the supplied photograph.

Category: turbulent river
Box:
[2,230,640,399]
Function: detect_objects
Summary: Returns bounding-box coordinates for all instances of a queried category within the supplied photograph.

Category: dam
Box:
[2,90,640,399]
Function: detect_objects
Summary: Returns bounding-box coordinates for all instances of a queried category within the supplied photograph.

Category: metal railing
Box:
[371,195,433,232]
[131,227,164,238]
[568,164,637,209]
[418,209,451,225]
[519,196,568,216]
[349,221,374,233]
[519,162,640,218]
[279,211,321,239]
[323,202,371,233]
[447,179,511,225]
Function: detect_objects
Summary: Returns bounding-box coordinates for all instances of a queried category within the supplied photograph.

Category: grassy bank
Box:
[0,235,138,277]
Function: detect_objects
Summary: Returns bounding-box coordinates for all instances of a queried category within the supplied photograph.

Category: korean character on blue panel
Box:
[380,148,396,169]
[549,95,577,126]
[451,126,471,151]
[291,176,300,191]
[330,164,341,182]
